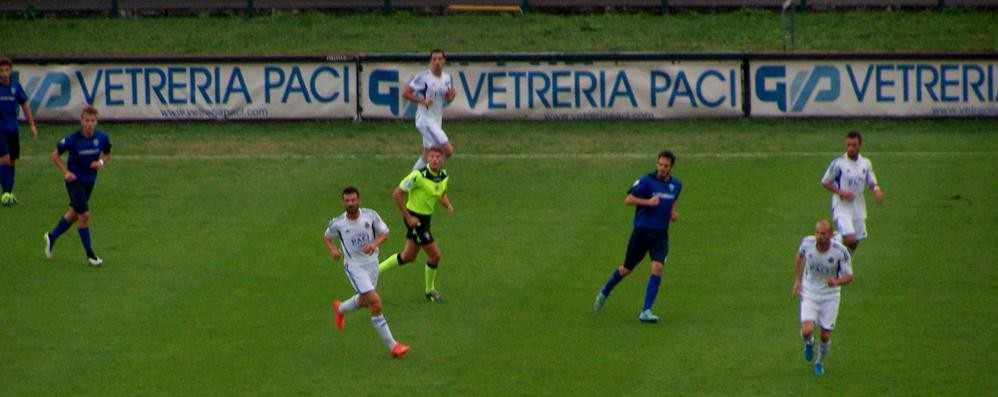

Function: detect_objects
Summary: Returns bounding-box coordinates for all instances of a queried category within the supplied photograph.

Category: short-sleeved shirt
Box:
[57,130,112,184]
[399,167,448,216]
[0,82,28,134]
[628,172,682,231]
[821,154,878,220]
[324,208,390,268]
[797,236,853,301]
[409,70,452,126]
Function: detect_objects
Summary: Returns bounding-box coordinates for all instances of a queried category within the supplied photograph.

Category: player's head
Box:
[426,146,445,171]
[815,219,833,249]
[341,186,361,214]
[845,130,862,160]
[0,57,12,85]
[429,49,446,74]
[657,150,675,179]
[80,106,99,135]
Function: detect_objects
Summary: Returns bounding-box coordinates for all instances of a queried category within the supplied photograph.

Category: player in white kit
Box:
[792,220,853,376]
[821,130,884,252]
[402,49,457,171]
[325,187,410,358]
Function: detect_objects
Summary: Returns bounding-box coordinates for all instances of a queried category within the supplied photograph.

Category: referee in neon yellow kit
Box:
[378,146,454,302]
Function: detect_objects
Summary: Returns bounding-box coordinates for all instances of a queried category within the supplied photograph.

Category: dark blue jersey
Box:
[628,172,682,231]
[0,82,28,134]
[57,130,112,184]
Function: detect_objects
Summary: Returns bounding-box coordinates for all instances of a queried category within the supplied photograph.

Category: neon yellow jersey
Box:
[399,167,448,215]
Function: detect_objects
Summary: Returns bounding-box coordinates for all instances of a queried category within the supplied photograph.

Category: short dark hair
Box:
[846,130,862,144]
[658,150,676,165]
[342,186,360,197]
[0,57,12,67]
[81,105,99,117]
[430,48,445,58]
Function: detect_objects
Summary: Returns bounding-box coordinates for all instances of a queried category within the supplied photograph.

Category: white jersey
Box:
[797,236,853,301]
[324,208,389,267]
[821,153,878,220]
[409,70,452,126]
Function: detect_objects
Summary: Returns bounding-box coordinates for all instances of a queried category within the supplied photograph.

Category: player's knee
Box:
[617,266,632,277]
[368,299,383,316]
[801,321,815,335]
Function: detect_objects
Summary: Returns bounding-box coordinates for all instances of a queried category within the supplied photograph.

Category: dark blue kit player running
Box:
[44,106,112,267]
[594,150,682,323]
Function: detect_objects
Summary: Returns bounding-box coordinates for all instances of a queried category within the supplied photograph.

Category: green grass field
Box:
[1,119,995,395]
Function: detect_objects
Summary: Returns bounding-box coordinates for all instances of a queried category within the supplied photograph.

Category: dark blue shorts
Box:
[622,228,669,269]
[405,212,434,246]
[0,133,19,159]
[66,181,95,214]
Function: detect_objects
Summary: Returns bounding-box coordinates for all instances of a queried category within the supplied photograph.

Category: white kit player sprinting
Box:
[402,48,457,171]
[792,220,853,376]
[325,186,410,358]
[821,130,885,253]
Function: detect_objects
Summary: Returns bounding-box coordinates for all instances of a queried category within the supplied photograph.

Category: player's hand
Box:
[873,188,884,204]
[647,195,660,206]
[64,171,76,182]
[422,98,434,107]
[331,248,342,261]
[792,280,801,299]
[445,87,457,101]
[30,125,38,140]
[670,210,679,221]
[826,277,838,287]
[406,214,420,228]
[838,190,854,201]
[363,243,377,255]
[90,161,102,170]
[445,203,454,214]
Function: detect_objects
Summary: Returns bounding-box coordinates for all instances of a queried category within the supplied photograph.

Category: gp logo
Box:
[14,71,72,114]
[755,65,840,112]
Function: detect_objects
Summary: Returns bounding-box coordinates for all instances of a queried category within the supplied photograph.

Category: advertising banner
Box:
[751,60,998,117]
[361,60,743,120]
[15,62,356,121]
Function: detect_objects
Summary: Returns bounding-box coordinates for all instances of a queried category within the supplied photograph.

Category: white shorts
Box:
[833,212,867,240]
[415,120,449,149]
[800,296,841,331]
[343,262,378,295]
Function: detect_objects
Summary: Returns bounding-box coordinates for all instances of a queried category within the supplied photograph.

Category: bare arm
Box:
[52,149,75,182]
[393,187,420,227]
[324,237,342,261]
[402,85,431,107]
[363,232,389,255]
[792,254,804,299]
[439,192,454,213]
[827,273,854,287]
[624,193,659,207]
[91,153,110,171]
[822,181,854,201]
[20,102,37,139]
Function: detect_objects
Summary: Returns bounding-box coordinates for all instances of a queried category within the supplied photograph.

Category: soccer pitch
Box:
[1,119,995,395]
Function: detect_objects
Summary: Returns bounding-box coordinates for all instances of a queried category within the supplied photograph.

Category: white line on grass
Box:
[19,151,995,162]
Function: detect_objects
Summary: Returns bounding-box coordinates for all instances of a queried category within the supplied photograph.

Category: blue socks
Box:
[0,165,12,193]
[50,218,72,241]
[600,269,624,297]
[643,274,661,311]
[78,227,94,256]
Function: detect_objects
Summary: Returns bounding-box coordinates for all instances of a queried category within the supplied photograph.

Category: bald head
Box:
[815,220,833,250]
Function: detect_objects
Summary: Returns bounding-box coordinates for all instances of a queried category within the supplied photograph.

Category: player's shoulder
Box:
[359,207,382,218]
[327,212,348,226]
[830,240,851,257]
[799,235,817,248]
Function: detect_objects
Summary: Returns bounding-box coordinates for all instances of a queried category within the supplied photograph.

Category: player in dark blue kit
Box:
[44,106,112,266]
[0,57,39,206]
[594,150,682,323]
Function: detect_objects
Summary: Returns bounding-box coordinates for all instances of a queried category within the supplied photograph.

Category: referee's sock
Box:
[378,253,406,273]
[424,262,438,292]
